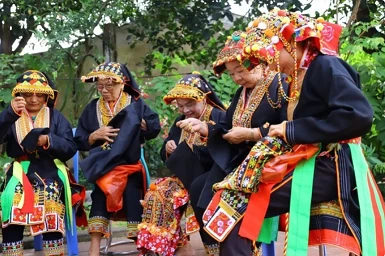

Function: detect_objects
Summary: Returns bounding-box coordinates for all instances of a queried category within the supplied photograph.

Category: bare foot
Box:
[175,242,196,256]
[88,250,100,256]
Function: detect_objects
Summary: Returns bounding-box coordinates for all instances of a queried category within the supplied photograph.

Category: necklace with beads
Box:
[232,71,275,128]
[96,92,131,127]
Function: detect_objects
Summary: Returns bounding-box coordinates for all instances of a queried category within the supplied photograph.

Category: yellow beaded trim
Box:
[96,92,130,127]
[163,84,206,104]
[12,82,54,99]
[81,71,124,84]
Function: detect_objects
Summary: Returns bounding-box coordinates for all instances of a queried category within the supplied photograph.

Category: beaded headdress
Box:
[213,31,250,75]
[244,9,342,102]
[163,72,226,111]
[81,62,141,98]
[12,70,55,99]
[244,8,342,65]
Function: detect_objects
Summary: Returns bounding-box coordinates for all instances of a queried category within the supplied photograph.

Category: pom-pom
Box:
[264,29,274,38]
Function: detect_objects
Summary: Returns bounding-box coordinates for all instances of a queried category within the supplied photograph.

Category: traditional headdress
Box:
[81,62,141,98]
[244,8,342,65]
[12,70,58,108]
[244,9,342,102]
[163,72,226,111]
[213,31,250,76]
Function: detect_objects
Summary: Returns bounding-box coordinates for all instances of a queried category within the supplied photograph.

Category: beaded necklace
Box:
[96,92,131,127]
[232,71,276,128]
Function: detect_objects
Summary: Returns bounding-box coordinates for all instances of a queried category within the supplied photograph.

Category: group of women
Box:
[1,8,384,256]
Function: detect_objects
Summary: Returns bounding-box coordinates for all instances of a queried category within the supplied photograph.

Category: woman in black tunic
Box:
[206,9,384,256]
[0,70,83,256]
[137,72,226,256]
[179,31,289,255]
[74,62,161,256]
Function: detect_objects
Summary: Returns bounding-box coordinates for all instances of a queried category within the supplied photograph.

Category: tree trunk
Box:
[102,23,117,62]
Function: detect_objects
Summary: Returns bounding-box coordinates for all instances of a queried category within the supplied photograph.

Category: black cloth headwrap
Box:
[41,72,58,108]
[197,74,226,111]
[119,64,141,99]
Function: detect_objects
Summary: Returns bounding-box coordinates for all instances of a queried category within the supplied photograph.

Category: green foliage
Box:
[340,22,385,179]
[127,0,307,74]
[0,153,11,186]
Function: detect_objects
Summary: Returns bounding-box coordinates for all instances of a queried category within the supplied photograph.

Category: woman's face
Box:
[225,60,262,88]
[176,98,206,119]
[96,78,124,102]
[21,93,47,113]
[268,47,296,76]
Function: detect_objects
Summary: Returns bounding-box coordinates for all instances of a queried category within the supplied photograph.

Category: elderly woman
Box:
[137,72,226,256]
[204,9,384,256]
[74,62,161,256]
[0,70,84,256]
[175,31,289,255]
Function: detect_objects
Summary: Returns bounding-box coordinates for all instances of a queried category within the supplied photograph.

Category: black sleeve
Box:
[0,105,20,144]
[160,116,183,162]
[74,102,95,151]
[141,101,161,140]
[193,107,226,166]
[285,57,373,144]
[207,87,242,135]
[45,110,77,161]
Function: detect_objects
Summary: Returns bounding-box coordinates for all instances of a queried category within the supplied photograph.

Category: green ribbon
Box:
[349,144,380,256]
[1,161,30,222]
[257,216,279,244]
[54,159,74,234]
[286,149,319,256]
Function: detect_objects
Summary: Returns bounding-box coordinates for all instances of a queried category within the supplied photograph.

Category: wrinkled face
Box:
[176,98,206,119]
[96,78,124,102]
[21,93,47,113]
[225,60,262,88]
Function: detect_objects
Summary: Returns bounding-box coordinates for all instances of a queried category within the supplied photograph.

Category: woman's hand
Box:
[37,135,49,147]
[176,118,208,137]
[89,126,120,145]
[141,119,147,131]
[222,127,253,144]
[165,140,177,154]
[268,121,286,139]
[11,96,26,114]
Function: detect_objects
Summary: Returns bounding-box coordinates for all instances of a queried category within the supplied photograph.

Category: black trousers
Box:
[2,224,63,243]
[190,171,219,247]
